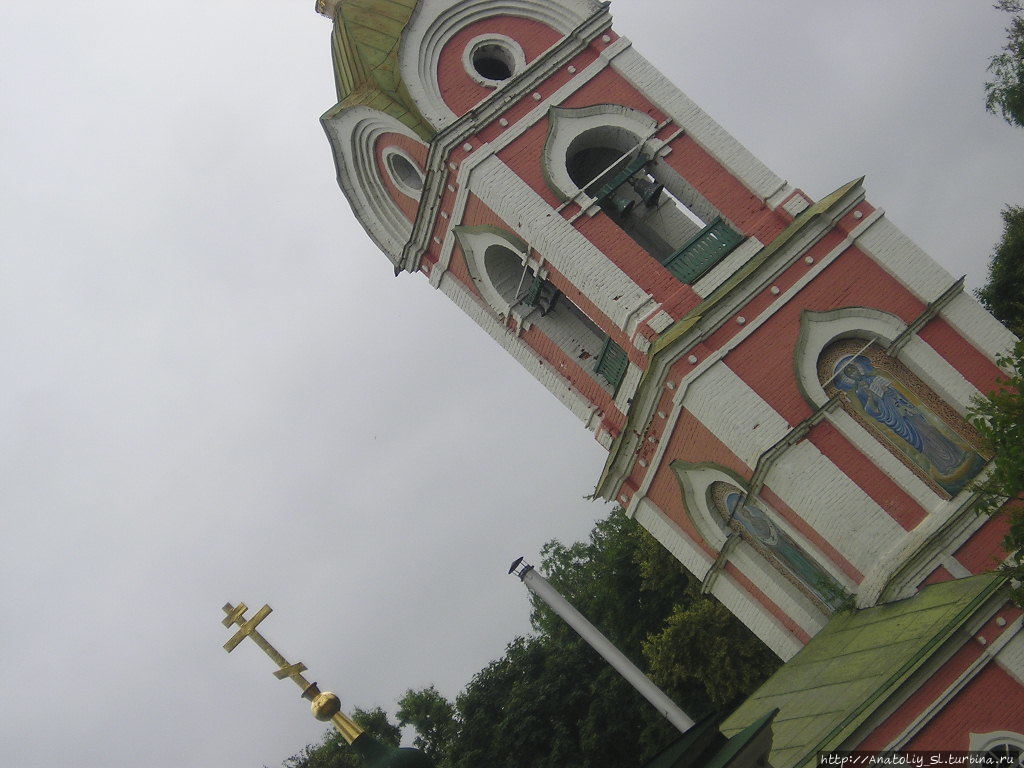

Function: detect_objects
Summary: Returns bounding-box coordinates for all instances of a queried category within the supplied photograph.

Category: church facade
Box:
[312,0,1024,759]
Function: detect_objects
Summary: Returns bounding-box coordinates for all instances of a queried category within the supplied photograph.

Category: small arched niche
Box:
[382,147,425,198]
[708,482,848,612]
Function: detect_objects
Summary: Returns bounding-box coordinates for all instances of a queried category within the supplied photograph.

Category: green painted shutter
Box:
[595,337,629,391]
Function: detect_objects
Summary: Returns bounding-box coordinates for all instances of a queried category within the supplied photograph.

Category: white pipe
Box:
[519,566,695,733]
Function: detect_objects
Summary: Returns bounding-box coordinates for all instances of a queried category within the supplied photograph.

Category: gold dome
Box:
[310,691,342,721]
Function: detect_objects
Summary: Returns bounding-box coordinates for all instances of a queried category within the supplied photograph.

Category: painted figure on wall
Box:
[723,490,846,611]
[831,354,987,497]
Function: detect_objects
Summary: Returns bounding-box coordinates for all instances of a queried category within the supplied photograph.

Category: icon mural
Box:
[831,354,987,497]
[723,490,846,611]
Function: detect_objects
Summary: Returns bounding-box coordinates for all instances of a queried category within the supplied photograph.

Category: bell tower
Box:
[312,2,1024,746]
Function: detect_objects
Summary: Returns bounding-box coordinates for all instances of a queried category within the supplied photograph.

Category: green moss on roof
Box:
[721,574,1006,768]
[327,0,435,140]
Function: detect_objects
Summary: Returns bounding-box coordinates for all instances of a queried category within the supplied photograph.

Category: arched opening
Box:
[463,36,526,88]
[818,339,989,499]
[709,482,848,612]
[482,243,623,392]
[385,151,424,194]
[565,126,744,284]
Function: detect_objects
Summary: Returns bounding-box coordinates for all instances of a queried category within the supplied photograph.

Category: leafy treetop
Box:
[986,0,1024,128]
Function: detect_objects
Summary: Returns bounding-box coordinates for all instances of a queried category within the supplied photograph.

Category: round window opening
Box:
[472,43,515,82]
[386,152,424,194]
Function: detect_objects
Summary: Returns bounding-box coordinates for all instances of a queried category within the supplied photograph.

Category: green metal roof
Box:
[642,715,724,768]
[641,710,776,768]
[323,0,435,140]
[706,709,777,768]
[720,574,1006,768]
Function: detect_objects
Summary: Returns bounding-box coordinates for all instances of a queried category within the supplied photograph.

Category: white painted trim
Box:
[730,542,830,638]
[467,155,652,331]
[794,307,984,420]
[995,620,1024,688]
[942,292,1019,366]
[399,0,602,129]
[885,617,1023,750]
[423,35,659,336]
[321,107,426,263]
[541,103,660,201]
[616,204,880,509]
[765,183,797,211]
[792,304,997,604]
[437,272,600,427]
[450,226,528,315]
[670,463,836,634]
[634,497,714,579]
[942,556,973,580]
[381,146,427,200]
[613,362,644,414]
[711,569,803,661]
[680,362,901,577]
[608,45,786,202]
[691,237,763,299]
[855,214,956,305]
[873,488,995,605]
[670,463,733,551]
[970,731,1024,751]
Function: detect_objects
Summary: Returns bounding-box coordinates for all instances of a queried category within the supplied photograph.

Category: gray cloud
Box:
[1,2,1021,767]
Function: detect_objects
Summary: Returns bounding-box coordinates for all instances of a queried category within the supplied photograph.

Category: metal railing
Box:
[661,217,745,284]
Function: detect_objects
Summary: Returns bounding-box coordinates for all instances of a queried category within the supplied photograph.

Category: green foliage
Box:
[969,340,1024,603]
[986,1,1024,128]
[396,686,456,764]
[643,597,781,713]
[977,206,1024,336]
[284,707,401,768]
[279,510,779,768]
[409,510,777,768]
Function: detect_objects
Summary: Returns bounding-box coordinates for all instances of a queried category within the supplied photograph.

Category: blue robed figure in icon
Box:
[725,491,845,610]
[832,354,986,496]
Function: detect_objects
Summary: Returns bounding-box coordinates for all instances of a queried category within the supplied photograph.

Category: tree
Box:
[969,340,1024,604]
[986,0,1024,128]
[283,707,401,768]
[396,686,456,764]
[977,206,1024,336]
[278,510,779,768]
[402,510,779,768]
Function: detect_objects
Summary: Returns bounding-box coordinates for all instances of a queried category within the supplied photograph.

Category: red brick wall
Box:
[437,15,563,117]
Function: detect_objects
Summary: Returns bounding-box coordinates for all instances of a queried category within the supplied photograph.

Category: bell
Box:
[606,193,636,218]
[629,176,664,207]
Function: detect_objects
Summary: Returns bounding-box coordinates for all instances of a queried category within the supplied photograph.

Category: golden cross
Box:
[221,602,364,743]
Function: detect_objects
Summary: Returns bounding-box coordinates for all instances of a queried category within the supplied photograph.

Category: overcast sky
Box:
[1,2,1022,767]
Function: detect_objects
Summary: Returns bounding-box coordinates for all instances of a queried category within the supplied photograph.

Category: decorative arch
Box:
[970,732,1024,756]
[452,225,531,314]
[542,104,742,277]
[795,308,990,501]
[542,104,660,202]
[321,107,428,263]
[399,0,601,128]
[708,482,848,611]
[672,462,850,614]
[454,225,619,391]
